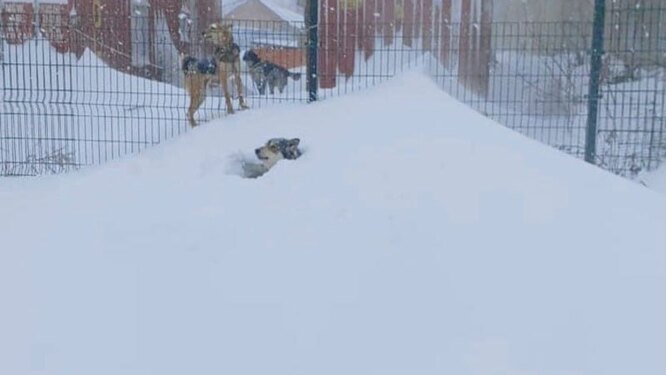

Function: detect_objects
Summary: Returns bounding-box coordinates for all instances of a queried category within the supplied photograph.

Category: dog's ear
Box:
[289,138,300,147]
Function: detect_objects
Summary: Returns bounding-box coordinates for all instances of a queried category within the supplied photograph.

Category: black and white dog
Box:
[255,138,302,169]
[242,50,301,95]
[237,138,301,178]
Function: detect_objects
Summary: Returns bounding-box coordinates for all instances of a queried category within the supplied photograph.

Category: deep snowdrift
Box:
[1,72,665,375]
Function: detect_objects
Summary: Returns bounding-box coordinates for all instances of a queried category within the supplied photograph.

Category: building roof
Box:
[221,0,247,14]
[260,0,302,24]
[222,0,303,25]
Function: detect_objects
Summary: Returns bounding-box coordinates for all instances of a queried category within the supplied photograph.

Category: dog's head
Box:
[254,138,302,169]
[242,50,260,64]
[202,23,233,45]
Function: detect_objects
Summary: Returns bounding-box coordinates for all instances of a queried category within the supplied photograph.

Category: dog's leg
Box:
[217,77,227,110]
[251,73,262,95]
[258,79,266,95]
[219,68,235,114]
[233,60,249,110]
[187,77,207,127]
[185,76,203,127]
[184,76,196,126]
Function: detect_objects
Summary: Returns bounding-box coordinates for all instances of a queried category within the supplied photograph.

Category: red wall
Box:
[2,0,220,81]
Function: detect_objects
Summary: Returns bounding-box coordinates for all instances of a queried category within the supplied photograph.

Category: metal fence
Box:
[423,1,666,177]
[1,1,665,177]
[1,12,308,176]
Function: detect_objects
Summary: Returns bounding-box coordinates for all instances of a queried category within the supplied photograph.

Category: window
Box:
[131,0,150,67]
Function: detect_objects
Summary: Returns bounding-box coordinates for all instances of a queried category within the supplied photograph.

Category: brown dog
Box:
[181,23,249,127]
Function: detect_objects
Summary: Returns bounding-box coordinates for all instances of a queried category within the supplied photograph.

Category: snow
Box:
[222,0,304,25]
[1,72,666,375]
[431,51,666,176]
[221,0,247,13]
[248,36,300,48]
[642,163,666,195]
[260,0,304,24]
[1,41,189,173]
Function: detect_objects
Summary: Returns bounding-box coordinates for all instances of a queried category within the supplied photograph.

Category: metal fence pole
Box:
[0,0,4,104]
[0,0,4,80]
[305,0,318,102]
[585,0,607,165]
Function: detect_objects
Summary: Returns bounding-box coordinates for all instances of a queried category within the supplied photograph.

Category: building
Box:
[221,0,306,69]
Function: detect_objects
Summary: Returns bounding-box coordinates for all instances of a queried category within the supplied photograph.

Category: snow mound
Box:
[1,72,665,375]
[642,163,666,195]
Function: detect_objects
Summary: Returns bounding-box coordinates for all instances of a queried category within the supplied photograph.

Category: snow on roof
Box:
[222,0,303,26]
[261,0,303,24]
[221,0,248,15]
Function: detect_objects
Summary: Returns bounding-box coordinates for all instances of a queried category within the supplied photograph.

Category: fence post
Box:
[305,0,319,102]
[0,0,4,103]
[585,0,606,165]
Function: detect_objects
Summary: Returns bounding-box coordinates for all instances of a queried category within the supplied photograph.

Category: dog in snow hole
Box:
[241,138,302,178]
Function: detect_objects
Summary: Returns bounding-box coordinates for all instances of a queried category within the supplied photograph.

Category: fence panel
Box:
[1,8,307,176]
[597,0,666,175]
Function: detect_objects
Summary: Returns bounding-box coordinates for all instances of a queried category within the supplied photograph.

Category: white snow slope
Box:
[1,72,665,375]
[642,163,666,195]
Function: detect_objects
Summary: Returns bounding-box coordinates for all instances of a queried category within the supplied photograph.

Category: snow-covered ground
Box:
[1,40,190,174]
[1,72,665,375]
[430,51,666,176]
[642,163,666,195]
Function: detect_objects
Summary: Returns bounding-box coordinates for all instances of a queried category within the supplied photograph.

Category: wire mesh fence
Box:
[447,6,666,177]
[1,0,665,177]
[431,21,596,165]
[1,11,308,176]
[314,0,666,177]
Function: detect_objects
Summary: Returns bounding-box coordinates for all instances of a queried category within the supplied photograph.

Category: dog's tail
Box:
[288,72,302,81]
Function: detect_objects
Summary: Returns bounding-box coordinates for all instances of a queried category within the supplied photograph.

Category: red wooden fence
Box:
[2,0,493,96]
[318,0,493,97]
[1,0,219,80]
